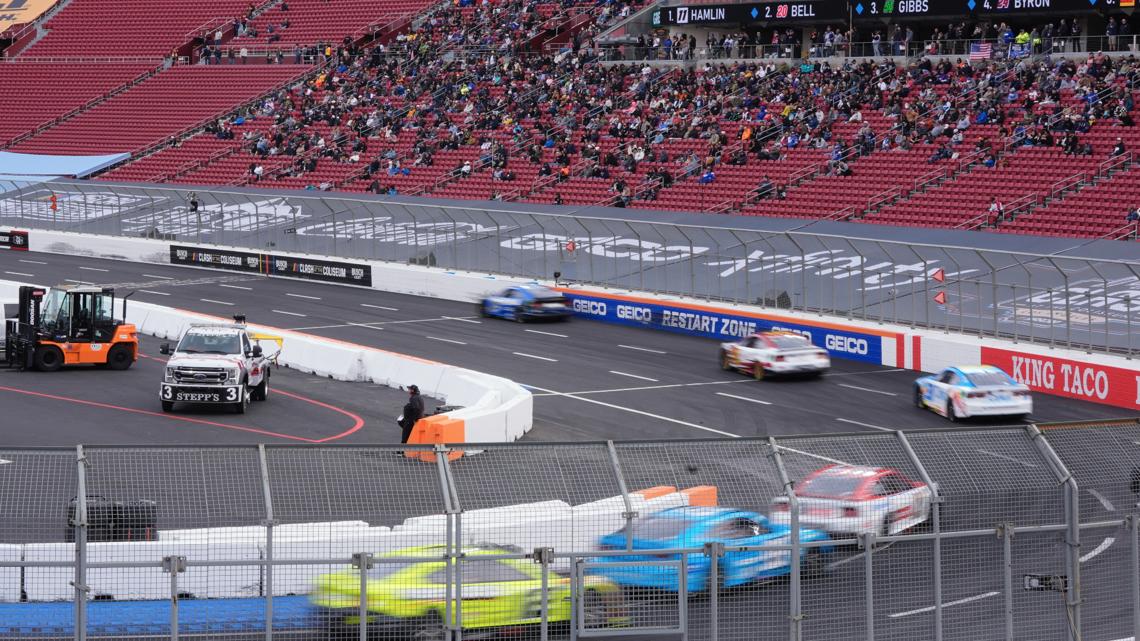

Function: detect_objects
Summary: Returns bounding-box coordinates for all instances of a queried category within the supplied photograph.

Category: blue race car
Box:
[479,284,572,322]
[593,507,833,593]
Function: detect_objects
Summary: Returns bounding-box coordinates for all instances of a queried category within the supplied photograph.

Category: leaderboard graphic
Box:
[653,0,1124,25]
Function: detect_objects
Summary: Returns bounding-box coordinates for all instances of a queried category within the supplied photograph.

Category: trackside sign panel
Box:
[169,244,373,286]
[982,346,1140,410]
[562,291,884,364]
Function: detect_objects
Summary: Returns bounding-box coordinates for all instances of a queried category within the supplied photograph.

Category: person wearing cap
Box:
[399,384,425,444]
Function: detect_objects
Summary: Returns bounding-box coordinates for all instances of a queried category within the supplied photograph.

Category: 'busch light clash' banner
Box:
[982,346,1140,411]
[561,290,891,365]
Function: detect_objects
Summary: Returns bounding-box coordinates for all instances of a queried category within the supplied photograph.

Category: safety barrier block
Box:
[407,414,465,461]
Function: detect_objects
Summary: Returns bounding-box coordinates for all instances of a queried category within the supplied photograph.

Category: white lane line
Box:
[514,352,557,362]
[201,298,234,306]
[618,344,667,354]
[142,273,172,280]
[361,303,399,311]
[828,368,907,377]
[4,271,33,277]
[219,284,252,291]
[427,336,467,345]
[286,293,321,300]
[1088,489,1116,512]
[138,290,170,296]
[78,266,109,272]
[610,370,659,382]
[838,383,898,396]
[445,316,481,324]
[18,259,47,265]
[528,380,754,397]
[65,279,92,284]
[527,384,739,438]
[889,591,1000,619]
[828,543,895,569]
[346,322,384,332]
[1080,537,1116,563]
[273,309,306,317]
[775,446,852,466]
[976,449,1038,468]
[716,392,772,405]
[836,417,893,432]
[525,329,568,338]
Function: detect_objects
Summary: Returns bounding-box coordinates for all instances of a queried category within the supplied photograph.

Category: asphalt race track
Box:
[0,251,1134,447]
[0,251,1136,641]
[0,335,434,446]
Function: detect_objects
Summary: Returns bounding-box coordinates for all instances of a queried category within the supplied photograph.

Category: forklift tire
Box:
[161,401,174,413]
[33,346,63,372]
[105,344,134,371]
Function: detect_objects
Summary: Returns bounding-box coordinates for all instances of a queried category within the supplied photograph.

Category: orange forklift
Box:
[3,284,138,371]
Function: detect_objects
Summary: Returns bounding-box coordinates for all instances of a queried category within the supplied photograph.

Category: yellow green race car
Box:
[310,545,627,640]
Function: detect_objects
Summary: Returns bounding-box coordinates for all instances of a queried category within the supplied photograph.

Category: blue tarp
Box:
[0,595,315,636]
[0,151,130,179]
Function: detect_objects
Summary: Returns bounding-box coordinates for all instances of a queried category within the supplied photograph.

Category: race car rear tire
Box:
[161,401,174,413]
[251,377,268,402]
[946,402,958,423]
[719,350,733,371]
[753,363,765,381]
[410,612,446,641]
[513,308,526,323]
[582,588,608,627]
[105,344,134,371]
[478,301,491,318]
[913,386,924,409]
[33,345,63,372]
[802,550,828,578]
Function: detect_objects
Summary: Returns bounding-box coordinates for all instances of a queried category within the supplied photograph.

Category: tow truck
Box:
[159,316,281,414]
[2,284,138,371]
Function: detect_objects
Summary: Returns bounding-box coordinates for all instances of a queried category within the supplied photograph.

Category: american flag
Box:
[969,42,993,61]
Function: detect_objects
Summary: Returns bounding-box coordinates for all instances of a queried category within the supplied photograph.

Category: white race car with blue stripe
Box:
[914,365,1032,422]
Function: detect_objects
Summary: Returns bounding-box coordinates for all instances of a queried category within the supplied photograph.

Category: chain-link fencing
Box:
[1,179,1137,356]
[0,421,1137,640]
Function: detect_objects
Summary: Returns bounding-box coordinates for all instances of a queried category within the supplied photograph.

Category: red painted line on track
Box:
[0,380,364,442]
[275,388,365,443]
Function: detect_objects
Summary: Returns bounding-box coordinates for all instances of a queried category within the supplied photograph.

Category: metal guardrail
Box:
[0,421,1137,641]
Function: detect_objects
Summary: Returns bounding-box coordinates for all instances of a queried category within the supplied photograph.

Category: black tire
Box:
[233,385,249,414]
[946,402,958,423]
[251,377,268,402]
[105,344,133,371]
[33,345,63,372]
[581,589,608,628]
[914,386,924,409]
[410,612,446,641]
[719,349,733,371]
[752,362,765,381]
[478,301,491,318]
[161,401,174,413]
[513,308,526,323]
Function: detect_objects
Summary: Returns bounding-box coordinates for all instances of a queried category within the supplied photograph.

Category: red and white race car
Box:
[769,465,932,538]
[719,331,830,380]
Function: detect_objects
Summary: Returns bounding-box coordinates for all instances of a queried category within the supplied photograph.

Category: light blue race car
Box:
[592,507,834,593]
[914,365,1032,422]
[479,284,572,322]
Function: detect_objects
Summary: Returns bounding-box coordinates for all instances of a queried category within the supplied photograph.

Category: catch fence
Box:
[0,421,1138,641]
[0,180,1138,357]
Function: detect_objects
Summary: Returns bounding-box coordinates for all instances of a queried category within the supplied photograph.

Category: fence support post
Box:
[768,437,801,641]
[163,555,187,641]
[352,552,372,641]
[862,532,875,641]
[73,445,89,641]
[999,522,1015,641]
[706,541,724,641]
[435,444,460,641]
[1129,514,1140,641]
[257,445,276,641]
[1026,424,1081,641]
[605,441,637,551]
[896,431,942,641]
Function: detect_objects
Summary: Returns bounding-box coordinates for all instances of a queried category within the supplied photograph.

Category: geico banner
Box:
[981,346,1140,410]
[0,230,28,251]
[563,291,884,364]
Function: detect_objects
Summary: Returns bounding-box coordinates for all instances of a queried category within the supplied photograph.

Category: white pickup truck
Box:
[159,321,280,414]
